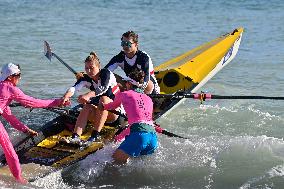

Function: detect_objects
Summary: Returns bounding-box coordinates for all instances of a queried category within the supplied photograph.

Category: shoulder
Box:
[138,50,150,57]
[99,68,111,77]
[1,81,17,90]
[119,90,131,97]
[109,51,125,62]
[137,50,150,61]
[1,81,23,95]
[75,74,92,84]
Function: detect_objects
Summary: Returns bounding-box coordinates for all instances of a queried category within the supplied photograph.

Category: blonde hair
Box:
[84,51,101,69]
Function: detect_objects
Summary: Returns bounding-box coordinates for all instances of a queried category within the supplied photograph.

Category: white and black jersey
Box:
[67,68,119,102]
[105,50,160,94]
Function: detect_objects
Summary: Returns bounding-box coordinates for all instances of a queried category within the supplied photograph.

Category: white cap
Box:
[122,76,142,87]
[0,63,21,81]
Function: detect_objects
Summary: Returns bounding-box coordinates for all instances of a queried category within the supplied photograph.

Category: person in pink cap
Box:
[0,63,66,183]
[99,68,158,164]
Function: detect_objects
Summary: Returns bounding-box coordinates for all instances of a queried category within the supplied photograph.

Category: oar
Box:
[150,93,284,101]
[10,100,189,139]
[44,41,123,82]
[44,41,78,75]
[9,102,77,119]
[107,109,189,139]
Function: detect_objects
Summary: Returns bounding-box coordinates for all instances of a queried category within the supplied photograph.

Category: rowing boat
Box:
[0,27,244,182]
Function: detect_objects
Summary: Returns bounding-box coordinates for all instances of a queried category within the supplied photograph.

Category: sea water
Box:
[0,0,284,188]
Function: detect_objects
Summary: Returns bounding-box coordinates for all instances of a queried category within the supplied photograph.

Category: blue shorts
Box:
[118,132,158,157]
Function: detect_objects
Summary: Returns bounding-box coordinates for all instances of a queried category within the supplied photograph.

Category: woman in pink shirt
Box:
[0,63,64,183]
[100,68,158,164]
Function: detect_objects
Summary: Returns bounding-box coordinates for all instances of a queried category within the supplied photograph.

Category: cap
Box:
[0,63,21,81]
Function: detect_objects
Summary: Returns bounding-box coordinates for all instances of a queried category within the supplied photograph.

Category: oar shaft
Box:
[52,53,77,75]
[150,93,284,100]
[149,94,194,99]
[211,95,284,100]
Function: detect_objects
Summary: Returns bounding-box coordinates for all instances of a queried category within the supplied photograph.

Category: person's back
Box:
[114,89,153,125]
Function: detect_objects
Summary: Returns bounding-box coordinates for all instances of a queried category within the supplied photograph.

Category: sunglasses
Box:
[121,40,134,48]
[12,73,21,77]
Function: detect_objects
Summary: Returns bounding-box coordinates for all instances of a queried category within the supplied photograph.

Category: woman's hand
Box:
[62,96,70,104]
[75,72,85,80]
[77,94,90,104]
[77,92,96,104]
[60,97,71,107]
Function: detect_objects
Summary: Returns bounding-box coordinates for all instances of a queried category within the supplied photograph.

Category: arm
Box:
[104,52,125,72]
[2,107,38,135]
[93,69,111,96]
[141,53,151,90]
[11,86,61,108]
[62,79,88,104]
[114,125,130,142]
[2,106,28,132]
[103,92,123,110]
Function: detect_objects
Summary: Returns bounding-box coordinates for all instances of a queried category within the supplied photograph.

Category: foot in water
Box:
[16,177,28,184]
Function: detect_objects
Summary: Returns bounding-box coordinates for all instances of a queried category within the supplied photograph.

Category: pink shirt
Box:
[0,81,61,132]
[104,90,154,126]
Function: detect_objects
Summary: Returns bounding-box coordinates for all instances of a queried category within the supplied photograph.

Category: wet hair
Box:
[84,51,101,69]
[121,31,139,43]
[128,67,145,84]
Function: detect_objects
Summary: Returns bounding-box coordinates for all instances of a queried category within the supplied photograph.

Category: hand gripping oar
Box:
[44,41,78,75]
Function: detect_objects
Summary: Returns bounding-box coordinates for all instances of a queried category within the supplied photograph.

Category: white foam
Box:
[69,143,118,182]
[31,170,71,189]
[267,164,284,178]
[247,104,280,120]
[239,164,284,189]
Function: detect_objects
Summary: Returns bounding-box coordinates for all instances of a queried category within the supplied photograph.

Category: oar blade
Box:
[44,41,53,61]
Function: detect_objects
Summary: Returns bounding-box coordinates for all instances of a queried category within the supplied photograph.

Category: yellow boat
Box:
[0,27,244,182]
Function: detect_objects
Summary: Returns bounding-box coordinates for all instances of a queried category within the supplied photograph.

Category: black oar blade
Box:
[44,41,53,61]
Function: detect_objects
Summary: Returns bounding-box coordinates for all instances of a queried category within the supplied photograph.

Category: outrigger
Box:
[0,28,244,182]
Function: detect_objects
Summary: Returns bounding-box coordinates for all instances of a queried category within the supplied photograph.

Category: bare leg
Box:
[112,149,130,164]
[73,104,93,135]
[91,96,118,132]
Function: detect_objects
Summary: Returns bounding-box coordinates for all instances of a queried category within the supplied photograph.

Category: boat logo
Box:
[222,46,233,65]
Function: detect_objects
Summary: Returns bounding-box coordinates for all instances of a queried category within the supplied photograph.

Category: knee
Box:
[99,96,112,104]
[112,149,129,164]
